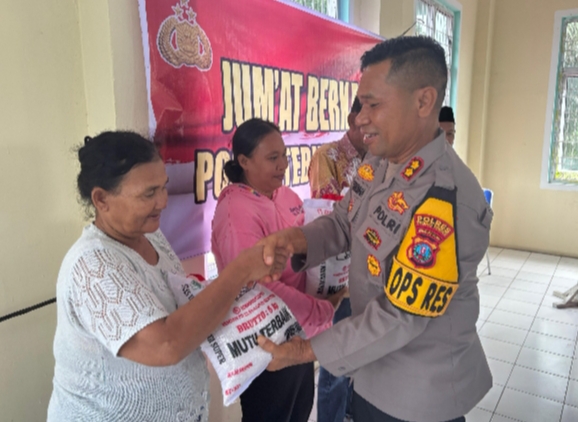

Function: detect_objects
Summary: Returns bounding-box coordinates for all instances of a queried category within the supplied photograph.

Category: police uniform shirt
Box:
[293,131,493,422]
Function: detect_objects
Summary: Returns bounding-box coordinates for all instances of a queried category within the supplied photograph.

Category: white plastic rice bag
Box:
[168,273,305,406]
[303,198,351,298]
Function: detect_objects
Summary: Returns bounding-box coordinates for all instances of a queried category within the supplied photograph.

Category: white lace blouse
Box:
[47,224,210,422]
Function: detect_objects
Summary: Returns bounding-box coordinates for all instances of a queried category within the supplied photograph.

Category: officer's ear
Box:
[416,86,437,118]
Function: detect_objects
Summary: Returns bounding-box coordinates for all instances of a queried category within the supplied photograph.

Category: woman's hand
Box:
[257,228,308,278]
[232,244,291,285]
[327,287,348,309]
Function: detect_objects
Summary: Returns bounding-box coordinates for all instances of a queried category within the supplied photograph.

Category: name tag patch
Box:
[352,180,366,196]
[372,205,401,235]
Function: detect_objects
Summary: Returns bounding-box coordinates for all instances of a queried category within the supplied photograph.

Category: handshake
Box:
[231,228,306,286]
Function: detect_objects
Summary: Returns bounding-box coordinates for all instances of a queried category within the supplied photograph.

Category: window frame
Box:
[541,8,578,191]
[414,0,462,110]
[289,0,347,21]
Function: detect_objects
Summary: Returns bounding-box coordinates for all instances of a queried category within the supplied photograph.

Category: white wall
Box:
[469,0,578,256]
[0,0,87,419]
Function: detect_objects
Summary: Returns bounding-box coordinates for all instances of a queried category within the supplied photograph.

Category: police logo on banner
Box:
[157,2,213,70]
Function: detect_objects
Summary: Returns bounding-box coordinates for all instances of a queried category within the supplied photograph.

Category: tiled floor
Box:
[308,248,578,422]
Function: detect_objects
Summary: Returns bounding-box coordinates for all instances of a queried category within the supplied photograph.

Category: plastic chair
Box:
[483,188,494,275]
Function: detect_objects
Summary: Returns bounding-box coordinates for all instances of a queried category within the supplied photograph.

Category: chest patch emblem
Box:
[401,157,424,181]
[367,254,382,277]
[407,214,454,268]
[363,228,382,250]
[348,199,354,213]
[358,164,375,182]
[387,191,409,215]
[352,180,366,196]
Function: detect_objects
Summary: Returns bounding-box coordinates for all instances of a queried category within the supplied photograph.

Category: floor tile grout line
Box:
[485,251,572,418]
[561,330,578,416]
[490,384,570,405]
[482,251,574,422]
[479,333,576,353]
[481,320,577,341]
[489,409,525,422]
[528,254,568,422]
[481,252,532,417]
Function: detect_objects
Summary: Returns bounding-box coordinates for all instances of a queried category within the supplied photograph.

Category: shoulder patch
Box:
[401,157,424,181]
[385,189,459,318]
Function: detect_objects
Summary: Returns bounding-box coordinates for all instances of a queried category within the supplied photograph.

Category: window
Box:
[291,0,340,21]
[415,0,459,107]
[547,15,578,184]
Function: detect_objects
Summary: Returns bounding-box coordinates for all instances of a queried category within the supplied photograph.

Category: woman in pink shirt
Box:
[212,118,342,422]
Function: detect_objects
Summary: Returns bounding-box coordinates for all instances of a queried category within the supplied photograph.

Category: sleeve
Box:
[291,190,353,272]
[265,280,333,338]
[310,200,488,377]
[309,148,341,199]
[213,206,334,337]
[68,248,170,356]
[310,296,430,376]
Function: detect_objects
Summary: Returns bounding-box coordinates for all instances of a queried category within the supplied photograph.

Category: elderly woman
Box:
[211,118,346,422]
[47,131,283,422]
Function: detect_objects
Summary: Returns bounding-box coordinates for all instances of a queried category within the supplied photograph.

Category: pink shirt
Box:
[211,183,334,338]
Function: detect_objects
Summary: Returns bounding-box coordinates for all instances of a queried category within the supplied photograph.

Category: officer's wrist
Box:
[298,339,316,364]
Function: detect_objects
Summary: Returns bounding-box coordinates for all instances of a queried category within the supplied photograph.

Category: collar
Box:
[218,183,276,204]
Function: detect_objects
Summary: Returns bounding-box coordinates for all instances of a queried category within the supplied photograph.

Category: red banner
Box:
[138,0,381,259]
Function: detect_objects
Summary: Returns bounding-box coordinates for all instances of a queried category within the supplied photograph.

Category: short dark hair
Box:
[350,97,361,114]
[439,106,455,123]
[224,118,281,183]
[361,36,448,109]
[77,131,160,208]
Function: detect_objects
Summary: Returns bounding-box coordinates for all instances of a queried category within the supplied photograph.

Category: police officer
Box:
[257,36,493,422]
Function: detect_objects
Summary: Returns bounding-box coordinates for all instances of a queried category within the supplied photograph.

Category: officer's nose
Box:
[355,104,370,127]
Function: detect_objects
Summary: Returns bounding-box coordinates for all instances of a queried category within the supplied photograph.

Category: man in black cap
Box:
[439,106,456,146]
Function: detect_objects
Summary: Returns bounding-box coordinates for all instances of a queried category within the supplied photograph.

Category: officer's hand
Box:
[327,287,348,309]
[256,230,295,282]
[234,245,291,286]
[257,335,316,371]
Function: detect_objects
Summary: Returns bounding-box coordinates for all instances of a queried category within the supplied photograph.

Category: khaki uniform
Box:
[294,132,493,422]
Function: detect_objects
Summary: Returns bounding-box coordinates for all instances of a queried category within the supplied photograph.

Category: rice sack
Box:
[168,273,305,406]
[303,198,351,298]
